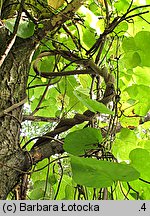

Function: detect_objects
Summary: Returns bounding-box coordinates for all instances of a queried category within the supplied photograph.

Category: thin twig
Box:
[54,160,63,200]
[0,96,27,118]
[43,158,51,199]
[30,79,51,115]
[23,115,59,122]
[0,0,25,67]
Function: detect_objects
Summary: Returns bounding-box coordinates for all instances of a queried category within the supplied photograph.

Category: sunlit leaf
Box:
[114,0,129,12]
[112,128,138,161]
[74,90,114,114]
[124,84,150,115]
[133,67,150,86]
[122,31,150,67]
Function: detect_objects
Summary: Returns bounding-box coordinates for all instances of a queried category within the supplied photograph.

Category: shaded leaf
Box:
[129,148,150,179]
[71,156,140,188]
[29,188,45,200]
[65,184,74,200]
[64,127,102,156]
[4,18,35,39]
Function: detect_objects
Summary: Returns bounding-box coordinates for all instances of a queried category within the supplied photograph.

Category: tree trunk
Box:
[0,30,35,199]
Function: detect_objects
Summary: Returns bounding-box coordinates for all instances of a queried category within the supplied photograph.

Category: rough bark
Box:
[0,33,35,199]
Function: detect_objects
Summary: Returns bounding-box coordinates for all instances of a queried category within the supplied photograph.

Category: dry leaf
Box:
[47,0,65,9]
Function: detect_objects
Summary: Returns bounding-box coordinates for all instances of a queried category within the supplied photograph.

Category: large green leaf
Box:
[29,180,53,200]
[135,31,150,51]
[48,174,57,186]
[74,90,114,114]
[121,51,141,68]
[65,184,75,200]
[29,188,45,200]
[112,128,138,161]
[82,28,96,48]
[70,156,140,188]
[128,148,150,199]
[129,148,150,179]
[31,159,49,182]
[122,31,150,67]
[128,180,150,200]
[53,175,73,200]
[64,127,102,156]
[120,115,140,128]
[122,36,137,52]
[114,0,129,12]
[133,67,150,86]
[115,21,128,36]
[65,77,84,111]
[124,84,150,116]
[4,18,35,39]
[39,56,55,72]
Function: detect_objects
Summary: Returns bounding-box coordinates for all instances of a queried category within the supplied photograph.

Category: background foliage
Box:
[3,0,150,200]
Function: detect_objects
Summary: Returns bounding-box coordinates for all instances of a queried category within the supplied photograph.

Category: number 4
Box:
[141,203,146,211]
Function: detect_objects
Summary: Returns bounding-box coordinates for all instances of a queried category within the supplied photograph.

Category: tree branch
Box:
[29,110,150,164]
[23,115,59,122]
[37,0,85,39]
